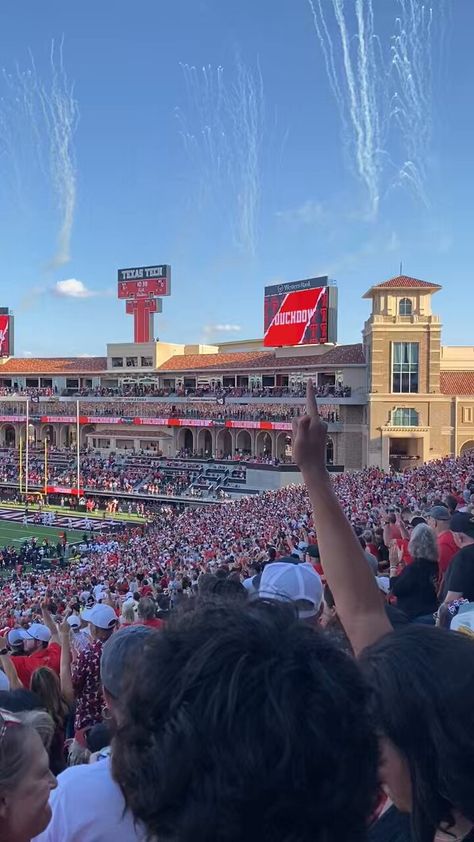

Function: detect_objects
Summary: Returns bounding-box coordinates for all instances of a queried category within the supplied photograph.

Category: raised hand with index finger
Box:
[292,380,329,476]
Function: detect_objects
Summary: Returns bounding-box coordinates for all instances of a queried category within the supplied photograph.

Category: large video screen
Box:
[264,278,336,347]
[0,314,11,356]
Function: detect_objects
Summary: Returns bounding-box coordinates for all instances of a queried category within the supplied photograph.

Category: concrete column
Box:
[210,428,217,456]
[381,433,390,471]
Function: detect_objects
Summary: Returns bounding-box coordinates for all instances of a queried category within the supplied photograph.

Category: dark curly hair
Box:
[360,625,474,842]
[112,600,378,842]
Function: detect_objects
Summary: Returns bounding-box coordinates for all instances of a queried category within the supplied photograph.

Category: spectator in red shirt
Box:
[3,624,61,689]
[139,579,153,598]
[426,505,458,586]
[393,516,427,569]
[134,597,164,630]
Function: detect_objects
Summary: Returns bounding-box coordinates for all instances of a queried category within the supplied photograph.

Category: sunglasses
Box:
[0,709,21,744]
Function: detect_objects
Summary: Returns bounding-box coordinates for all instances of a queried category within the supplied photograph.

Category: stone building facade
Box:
[0,274,473,471]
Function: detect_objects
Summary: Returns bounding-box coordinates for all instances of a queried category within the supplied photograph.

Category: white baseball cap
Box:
[7,628,29,646]
[67,615,81,629]
[81,604,118,630]
[258,562,323,619]
[25,623,52,643]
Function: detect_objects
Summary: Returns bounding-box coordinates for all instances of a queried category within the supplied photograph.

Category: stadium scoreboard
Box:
[117,264,171,299]
[117,263,171,343]
[263,276,337,347]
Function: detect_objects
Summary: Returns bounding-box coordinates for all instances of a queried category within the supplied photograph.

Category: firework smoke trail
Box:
[0,67,40,205]
[176,63,228,204]
[176,58,264,254]
[390,0,435,205]
[306,0,346,125]
[307,0,386,218]
[307,0,446,211]
[0,41,78,264]
[226,58,264,254]
[38,39,79,267]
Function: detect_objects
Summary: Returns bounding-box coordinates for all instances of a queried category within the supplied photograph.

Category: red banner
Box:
[41,416,77,423]
[46,486,84,496]
[225,420,292,431]
[0,415,294,431]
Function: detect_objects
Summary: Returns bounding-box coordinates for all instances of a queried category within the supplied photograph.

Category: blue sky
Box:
[0,0,472,357]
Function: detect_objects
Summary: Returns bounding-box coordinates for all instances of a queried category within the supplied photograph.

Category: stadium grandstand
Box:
[0,276,472,482]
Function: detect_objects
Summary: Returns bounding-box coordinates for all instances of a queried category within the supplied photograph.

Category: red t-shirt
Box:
[12,642,61,689]
[395,538,412,566]
[386,524,402,541]
[438,530,458,579]
[134,618,164,630]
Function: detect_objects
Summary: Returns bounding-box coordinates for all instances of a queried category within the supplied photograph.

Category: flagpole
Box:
[76,399,80,496]
[25,398,29,497]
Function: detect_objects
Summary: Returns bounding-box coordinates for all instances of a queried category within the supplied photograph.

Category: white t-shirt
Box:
[33,756,146,842]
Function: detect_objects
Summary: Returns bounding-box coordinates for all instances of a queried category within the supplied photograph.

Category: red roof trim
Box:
[363,275,441,297]
[158,344,365,373]
[0,357,107,374]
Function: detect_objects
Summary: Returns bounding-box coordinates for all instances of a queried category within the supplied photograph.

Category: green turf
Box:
[1,501,146,523]
[0,520,86,548]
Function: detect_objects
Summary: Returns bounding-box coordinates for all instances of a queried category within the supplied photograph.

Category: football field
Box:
[0,518,86,548]
[0,506,118,549]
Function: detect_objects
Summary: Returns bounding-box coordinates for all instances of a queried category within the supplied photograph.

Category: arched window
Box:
[391,408,419,427]
[326,437,334,464]
[399,298,412,316]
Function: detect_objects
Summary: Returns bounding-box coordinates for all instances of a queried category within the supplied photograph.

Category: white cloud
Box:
[54,279,96,299]
[203,324,242,335]
[22,350,33,358]
[276,199,326,226]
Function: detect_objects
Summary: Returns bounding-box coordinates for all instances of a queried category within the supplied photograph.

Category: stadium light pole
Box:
[76,398,80,497]
[44,436,48,498]
[19,435,23,496]
[25,398,29,497]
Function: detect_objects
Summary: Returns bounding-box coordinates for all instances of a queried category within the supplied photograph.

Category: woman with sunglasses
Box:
[0,709,56,842]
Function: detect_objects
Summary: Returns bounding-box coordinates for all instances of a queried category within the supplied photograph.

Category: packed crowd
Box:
[0,451,203,498]
[73,382,352,399]
[0,454,68,486]
[0,398,340,423]
[0,387,56,398]
[1,387,474,841]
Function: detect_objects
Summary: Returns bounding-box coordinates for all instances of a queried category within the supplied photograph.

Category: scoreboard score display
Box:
[263,277,337,348]
[117,265,171,299]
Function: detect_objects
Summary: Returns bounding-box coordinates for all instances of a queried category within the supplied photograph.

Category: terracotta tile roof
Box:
[158,344,365,373]
[441,372,474,395]
[312,343,365,365]
[0,357,107,374]
[158,351,273,372]
[364,275,441,297]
